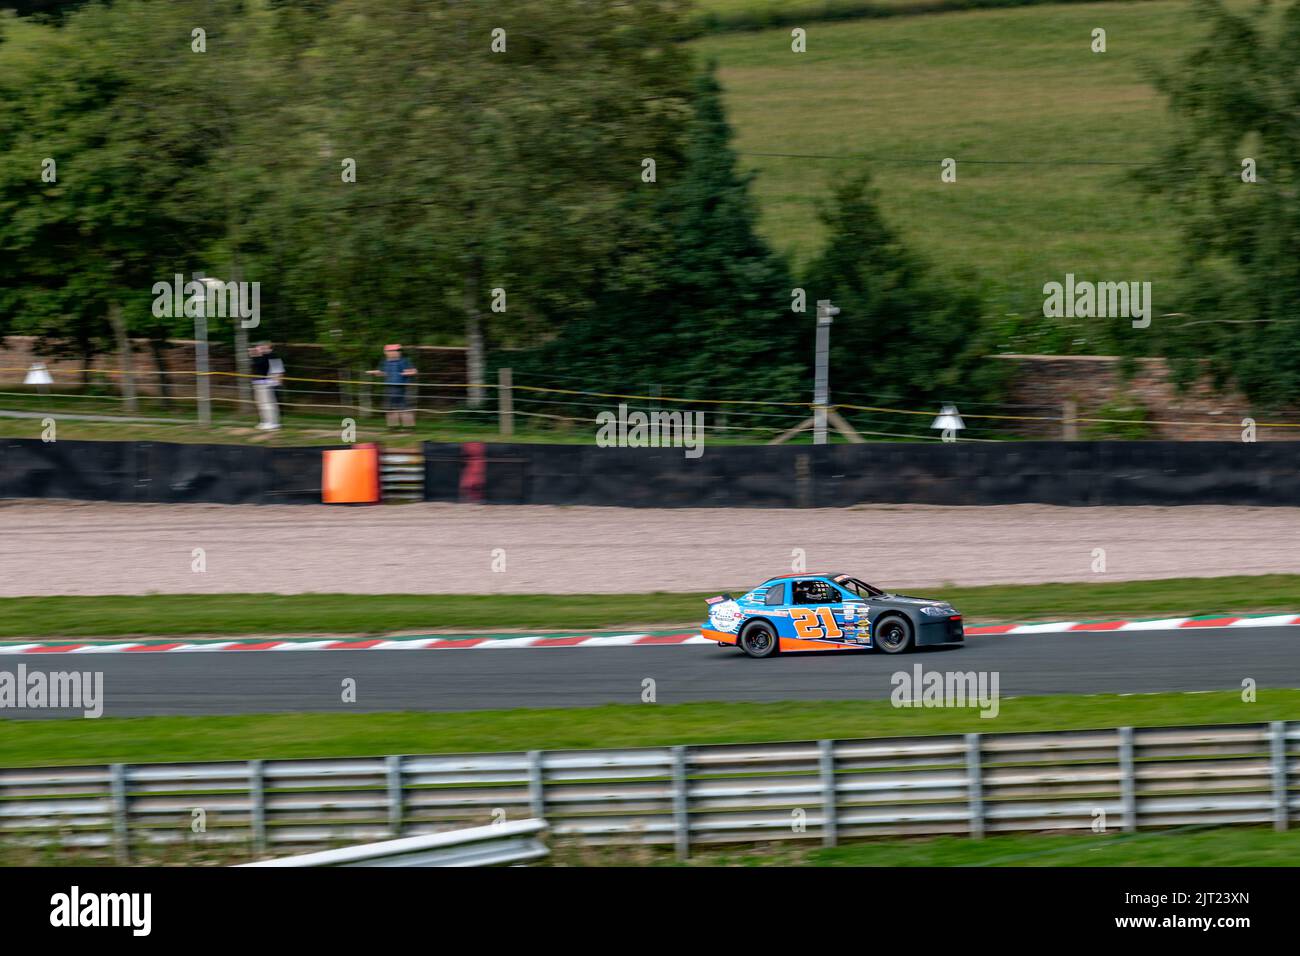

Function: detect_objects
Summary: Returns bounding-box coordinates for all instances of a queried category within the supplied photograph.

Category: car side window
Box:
[793,580,838,605]
[764,583,786,606]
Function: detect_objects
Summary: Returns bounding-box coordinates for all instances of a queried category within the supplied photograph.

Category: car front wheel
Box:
[738,621,778,659]
[874,616,914,654]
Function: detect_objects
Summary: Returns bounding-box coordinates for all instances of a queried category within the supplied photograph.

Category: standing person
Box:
[367,343,417,428]
[249,342,283,431]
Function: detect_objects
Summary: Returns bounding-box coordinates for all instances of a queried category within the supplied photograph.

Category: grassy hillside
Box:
[692,1,1261,351]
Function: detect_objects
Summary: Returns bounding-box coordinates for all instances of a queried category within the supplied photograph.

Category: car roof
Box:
[761,572,846,584]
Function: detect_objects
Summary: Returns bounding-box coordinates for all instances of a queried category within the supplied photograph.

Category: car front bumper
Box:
[917,616,965,646]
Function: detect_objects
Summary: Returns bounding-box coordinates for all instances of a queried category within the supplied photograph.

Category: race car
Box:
[701,572,964,658]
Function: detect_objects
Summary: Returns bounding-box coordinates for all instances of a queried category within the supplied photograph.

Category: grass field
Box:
[0,574,1295,639]
[560,824,1300,866]
[5,818,1291,867]
[1,690,1294,767]
[7,822,1292,867]
[0,389,864,445]
[693,0,1265,348]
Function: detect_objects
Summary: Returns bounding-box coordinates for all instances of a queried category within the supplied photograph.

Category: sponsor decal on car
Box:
[708,599,744,634]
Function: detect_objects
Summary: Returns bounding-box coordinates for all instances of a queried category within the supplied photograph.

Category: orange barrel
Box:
[322,443,380,504]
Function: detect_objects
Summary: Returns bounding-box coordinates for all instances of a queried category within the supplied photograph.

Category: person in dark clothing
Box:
[366,343,417,427]
[249,342,283,430]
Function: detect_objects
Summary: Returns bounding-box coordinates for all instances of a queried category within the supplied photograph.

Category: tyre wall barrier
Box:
[4,438,1295,507]
[0,439,329,504]
[423,440,1300,508]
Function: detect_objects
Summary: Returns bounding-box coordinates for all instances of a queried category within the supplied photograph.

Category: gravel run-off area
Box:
[2,500,1296,596]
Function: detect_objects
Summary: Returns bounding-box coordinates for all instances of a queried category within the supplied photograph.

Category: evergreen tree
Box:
[518,65,802,414]
[801,171,1000,411]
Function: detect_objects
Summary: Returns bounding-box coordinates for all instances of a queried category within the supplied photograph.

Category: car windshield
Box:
[834,575,885,598]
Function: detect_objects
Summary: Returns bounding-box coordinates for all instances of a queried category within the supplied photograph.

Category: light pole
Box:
[813,299,839,445]
[192,272,213,426]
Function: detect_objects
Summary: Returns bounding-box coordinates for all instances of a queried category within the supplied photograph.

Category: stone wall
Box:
[992,354,1295,441]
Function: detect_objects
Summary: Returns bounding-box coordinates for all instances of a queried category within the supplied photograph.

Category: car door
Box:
[788,579,855,645]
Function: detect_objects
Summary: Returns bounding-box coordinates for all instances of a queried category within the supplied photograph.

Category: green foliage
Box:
[0,3,226,364]
[1145,0,1300,410]
[1082,395,1154,440]
[513,64,802,407]
[0,0,998,414]
[0,0,700,372]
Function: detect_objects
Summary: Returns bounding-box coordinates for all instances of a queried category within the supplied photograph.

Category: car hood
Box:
[867,593,955,610]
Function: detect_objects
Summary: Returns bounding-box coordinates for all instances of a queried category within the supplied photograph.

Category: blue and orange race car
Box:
[701,572,964,658]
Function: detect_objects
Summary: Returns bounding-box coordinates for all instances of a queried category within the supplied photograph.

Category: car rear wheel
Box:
[874,615,914,654]
[739,621,778,659]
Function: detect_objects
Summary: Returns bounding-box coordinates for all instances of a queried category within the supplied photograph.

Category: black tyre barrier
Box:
[423,440,1300,508]
[3,438,1296,507]
[0,439,332,505]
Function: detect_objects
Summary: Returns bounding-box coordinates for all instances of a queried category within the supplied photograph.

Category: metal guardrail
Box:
[1,721,1295,862]
[238,819,548,867]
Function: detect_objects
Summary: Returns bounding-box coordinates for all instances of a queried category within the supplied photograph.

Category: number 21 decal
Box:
[790,607,843,639]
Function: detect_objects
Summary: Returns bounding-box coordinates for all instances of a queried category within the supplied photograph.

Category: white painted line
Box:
[0,645,40,655]
[1008,622,1079,634]
[268,641,340,651]
[169,642,237,652]
[568,634,652,647]
[67,643,141,653]
[1117,618,1191,631]
[1227,615,1300,628]
[477,636,560,649]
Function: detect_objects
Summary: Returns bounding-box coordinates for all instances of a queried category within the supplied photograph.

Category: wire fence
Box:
[3,363,1299,443]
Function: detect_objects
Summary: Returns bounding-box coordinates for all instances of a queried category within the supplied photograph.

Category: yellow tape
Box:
[3,368,1297,428]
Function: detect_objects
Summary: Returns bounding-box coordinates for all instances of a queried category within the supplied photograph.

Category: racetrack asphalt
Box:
[5,625,1296,718]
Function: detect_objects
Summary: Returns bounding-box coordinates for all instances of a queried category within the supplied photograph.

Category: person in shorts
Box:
[367,343,417,428]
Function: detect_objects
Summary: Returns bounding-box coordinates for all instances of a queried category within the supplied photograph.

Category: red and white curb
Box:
[0,613,1297,654]
[0,633,706,655]
[969,613,1300,634]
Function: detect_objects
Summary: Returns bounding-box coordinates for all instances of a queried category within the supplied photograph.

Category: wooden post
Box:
[108,303,137,414]
[498,366,513,437]
[1063,400,1079,441]
[232,265,252,413]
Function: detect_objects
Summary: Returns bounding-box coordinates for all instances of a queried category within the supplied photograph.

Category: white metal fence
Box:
[2,721,1296,862]
[238,819,549,867]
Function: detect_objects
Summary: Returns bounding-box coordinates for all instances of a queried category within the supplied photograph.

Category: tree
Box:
[0,2,227,392]
[310,0,697,401]
[517,64,803,419]
[1144,0,1300,411]
[800,171,1001,412]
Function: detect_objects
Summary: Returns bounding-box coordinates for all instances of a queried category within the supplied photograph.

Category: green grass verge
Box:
[2,574,1297,639]
[693,0,1272,343]
[8,821,1292,868]
[0,390,815,446]
[570,824,1300,866]
[2,690,1296,768]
